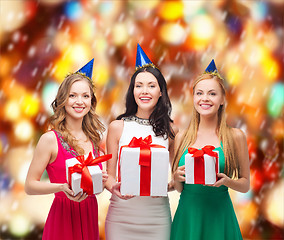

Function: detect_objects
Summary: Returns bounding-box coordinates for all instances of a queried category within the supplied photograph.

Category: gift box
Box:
[66,152,111,195]
[185,145,219,185]
[119,135,169,196]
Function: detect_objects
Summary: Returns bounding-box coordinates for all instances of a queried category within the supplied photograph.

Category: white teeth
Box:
[200,104,212,109]
[73,107,84,112]
[140,98,151,100]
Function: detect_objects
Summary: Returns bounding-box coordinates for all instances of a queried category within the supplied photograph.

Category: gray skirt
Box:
[105,194,171,240]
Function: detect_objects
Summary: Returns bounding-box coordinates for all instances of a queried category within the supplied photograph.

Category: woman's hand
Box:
[102,171,108,185]
[167,179,175,192]
[172,166,185,193]
[61,183,88,202]
[213,173,231,187]
[112,182,134,200]
[173,165,186,183]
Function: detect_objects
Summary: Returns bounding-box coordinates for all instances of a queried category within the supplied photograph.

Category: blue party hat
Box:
[135,44,156,70]
[76,58,94,80]
[204,59,224,80]
[204,59,217,73]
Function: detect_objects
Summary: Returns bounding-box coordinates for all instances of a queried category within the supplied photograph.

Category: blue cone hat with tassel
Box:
[135,44,156,71]
[204,59,224,80]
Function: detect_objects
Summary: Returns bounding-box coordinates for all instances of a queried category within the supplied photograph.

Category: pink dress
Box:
[42,130,100,240]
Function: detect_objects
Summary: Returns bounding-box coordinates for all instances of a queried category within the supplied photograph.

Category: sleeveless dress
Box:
[42,130,100,240]
[105,116,171,240]
[170,146,243,240]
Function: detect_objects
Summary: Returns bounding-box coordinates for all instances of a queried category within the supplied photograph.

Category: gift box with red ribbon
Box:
[66,152,112,195]
[185,145,219,185]
[118,135,169,196]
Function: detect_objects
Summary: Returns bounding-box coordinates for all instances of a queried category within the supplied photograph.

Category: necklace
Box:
[122,115,151,126]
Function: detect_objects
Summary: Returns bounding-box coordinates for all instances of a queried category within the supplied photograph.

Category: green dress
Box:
[170,147,243,240]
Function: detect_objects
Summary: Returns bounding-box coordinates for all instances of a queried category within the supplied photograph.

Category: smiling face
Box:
[133,71,161,117]
[193,78,225,118]
[65,79,92,121]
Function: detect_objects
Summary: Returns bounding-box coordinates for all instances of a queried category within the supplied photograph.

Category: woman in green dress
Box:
[170,60,250,240]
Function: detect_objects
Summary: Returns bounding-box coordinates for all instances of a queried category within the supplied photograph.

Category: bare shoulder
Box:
[108,119,124,132]
[107,120,124,143]
[231,128,247,142]
[169,123,179,148]
[34,131,57,158]
[175,129,185,143]
[170,122,179,136]
[39,131,57,145]
[106,120,124,152]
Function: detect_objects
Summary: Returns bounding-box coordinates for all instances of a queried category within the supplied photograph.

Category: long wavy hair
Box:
[117,66,175,140]
[172,74,239,178]
[50,73,105,155]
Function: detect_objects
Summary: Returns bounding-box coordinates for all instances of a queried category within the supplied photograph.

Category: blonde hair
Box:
[172,74,239,178]
[50,73,105,155]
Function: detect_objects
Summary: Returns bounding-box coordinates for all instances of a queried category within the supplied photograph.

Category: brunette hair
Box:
[117,66,175,139]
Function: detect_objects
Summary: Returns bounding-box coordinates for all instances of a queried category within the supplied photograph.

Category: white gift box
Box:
[66,155,102,196]
[120,147,169,196]
[185,151,219,184]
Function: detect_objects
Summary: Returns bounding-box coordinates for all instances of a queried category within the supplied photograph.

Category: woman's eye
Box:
[150,85,155,88]
[84,95,90,98]
[196,92,202,95]
[69,94,75,98]
[135,85,141,88]
[210,92,216,96]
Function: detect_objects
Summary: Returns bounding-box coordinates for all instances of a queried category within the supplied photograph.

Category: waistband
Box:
[182,183,228,196]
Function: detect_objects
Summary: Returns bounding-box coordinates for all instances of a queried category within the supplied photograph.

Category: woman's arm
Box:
[105,120,135,199]
[25,131,64,195]
[214,128,250,193]
[171,130,185,193]
[105,120,123,191]
[25,131,87,202]
[168,124,179,191]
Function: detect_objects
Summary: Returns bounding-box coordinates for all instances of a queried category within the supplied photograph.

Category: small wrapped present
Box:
[118,135,169,196]
[185,145,219,185]
[66,152,112,195]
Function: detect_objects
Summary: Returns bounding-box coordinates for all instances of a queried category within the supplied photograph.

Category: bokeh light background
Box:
[0,1,283,239]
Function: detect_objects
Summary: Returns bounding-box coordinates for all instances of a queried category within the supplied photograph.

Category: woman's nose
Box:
[76,96,83,104]
[142,86,148,94]
[201,94,209,101]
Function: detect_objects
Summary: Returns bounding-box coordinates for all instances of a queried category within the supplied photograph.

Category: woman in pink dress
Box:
[25,59,107,240]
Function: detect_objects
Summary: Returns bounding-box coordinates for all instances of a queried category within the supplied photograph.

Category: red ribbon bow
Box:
[118,135,165,196]
[68,152,112,195]
[128,135,154,167]
[188,145,219,184]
